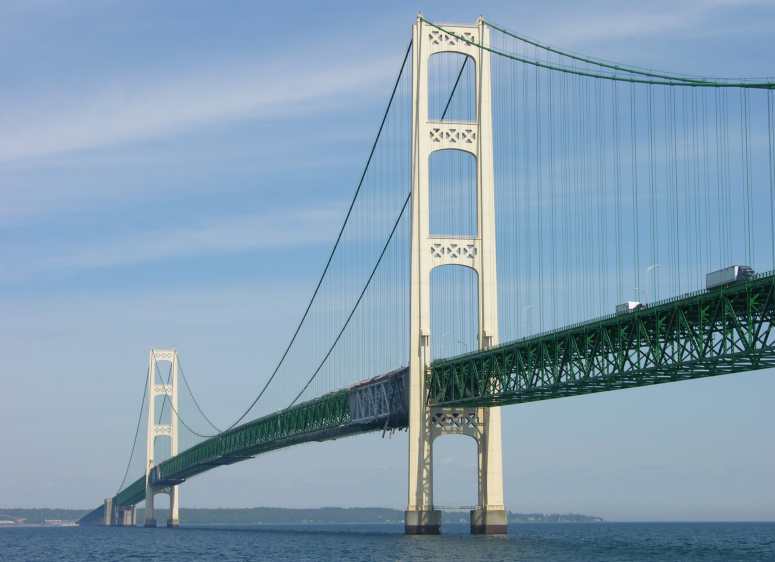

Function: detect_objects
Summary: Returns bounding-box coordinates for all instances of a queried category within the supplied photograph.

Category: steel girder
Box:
[152,389,353,487]
[349,368,409,427]
[114,477,145,507]
[428,272,775,408]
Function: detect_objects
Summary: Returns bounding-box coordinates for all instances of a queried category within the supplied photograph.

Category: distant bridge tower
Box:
[405,16,506,535]
[144,348,180,528]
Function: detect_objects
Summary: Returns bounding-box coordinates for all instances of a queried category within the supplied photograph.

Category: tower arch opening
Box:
[428,52,476,122]
[430,264,479,361]
[429,149,478,237]
[432,435,479,513]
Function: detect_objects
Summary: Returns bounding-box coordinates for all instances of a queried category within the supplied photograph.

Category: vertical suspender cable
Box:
[717,91,725,264]
[630,84,640,301]
[701,91,711,274]
[647,85,657,300]
[722,92,731,263]
[525,53,532,330]
[769,91,775,267]
[613,80,623,303]
[741,89,753,265]
[222,40,412,429]
[548,65,557,329]
[535,63,544,332]
[672,89,681,293]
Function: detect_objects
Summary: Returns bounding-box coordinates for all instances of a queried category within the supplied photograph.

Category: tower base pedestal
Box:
[470,508,508,535]
[404,509,442,535]
[144,519,157,528]
[166,519,179,528]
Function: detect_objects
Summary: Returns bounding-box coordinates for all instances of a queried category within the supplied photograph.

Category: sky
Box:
[1,0,775,521]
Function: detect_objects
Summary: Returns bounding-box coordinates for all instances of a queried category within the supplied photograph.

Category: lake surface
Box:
[1,522,774,561]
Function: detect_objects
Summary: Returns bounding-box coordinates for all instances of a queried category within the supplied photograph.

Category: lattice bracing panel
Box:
[428,28,477,49]
[428,238,480,268]
[428,124,478,153]
[430,408,480,438]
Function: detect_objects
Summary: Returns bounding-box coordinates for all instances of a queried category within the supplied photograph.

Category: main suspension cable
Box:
[178,358,222,434]
[217,40,413,431]
[153,360,216,439]
[484,19,771,85]
[421,18,775,89]
[288,34,473,407]
[115,368,149,493]
[441,57,468,120]
[115,41,418,462]
[288,191,411,407]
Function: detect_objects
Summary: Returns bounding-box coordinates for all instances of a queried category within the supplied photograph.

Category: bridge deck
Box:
[82,272,775,524]
[429,271,775,407]
[79,369,408,524]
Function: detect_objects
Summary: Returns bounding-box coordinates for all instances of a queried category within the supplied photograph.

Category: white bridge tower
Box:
[405,16,507,535]
[144,348,181,528]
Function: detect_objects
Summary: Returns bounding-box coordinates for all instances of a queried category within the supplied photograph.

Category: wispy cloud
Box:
[532,0,773,46]
[1,204,342,282]
[0,54,394,163]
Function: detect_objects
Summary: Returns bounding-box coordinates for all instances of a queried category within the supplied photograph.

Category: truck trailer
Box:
[705,265,754,290]
[616,301,642,314]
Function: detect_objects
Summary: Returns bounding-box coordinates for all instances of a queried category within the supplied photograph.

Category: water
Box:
[2,523,774,561]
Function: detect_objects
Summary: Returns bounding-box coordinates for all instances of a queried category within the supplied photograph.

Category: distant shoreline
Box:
[1,507,603,526]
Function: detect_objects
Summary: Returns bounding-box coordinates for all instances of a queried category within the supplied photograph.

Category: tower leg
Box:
[144,489,157,528]
[405,371,441,534]
[471,407,507,534]
[167,486,180,528]
[119,507,135,527]
[405,410,440,534]
[103,498,113,526]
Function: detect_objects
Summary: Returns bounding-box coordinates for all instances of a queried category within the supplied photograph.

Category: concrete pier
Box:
[470,508,508,535]
[404,509,441,535]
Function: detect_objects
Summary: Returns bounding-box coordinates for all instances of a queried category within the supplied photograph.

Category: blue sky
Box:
[2,0,775,520]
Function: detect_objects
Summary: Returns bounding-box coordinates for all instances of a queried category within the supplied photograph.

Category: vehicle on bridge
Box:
[706,265,755,290]
[615,301,643,314]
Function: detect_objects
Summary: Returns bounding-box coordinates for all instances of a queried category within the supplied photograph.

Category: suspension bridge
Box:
[79,16,775,534]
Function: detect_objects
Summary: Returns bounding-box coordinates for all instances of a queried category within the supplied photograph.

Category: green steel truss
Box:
[91,389,390,515]
[154,389,352,487]
[83,273,775,524]
[429,272,775,408]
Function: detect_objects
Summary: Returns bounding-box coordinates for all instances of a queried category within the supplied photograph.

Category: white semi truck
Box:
[705,265,755,290]
[615,301,642,314]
